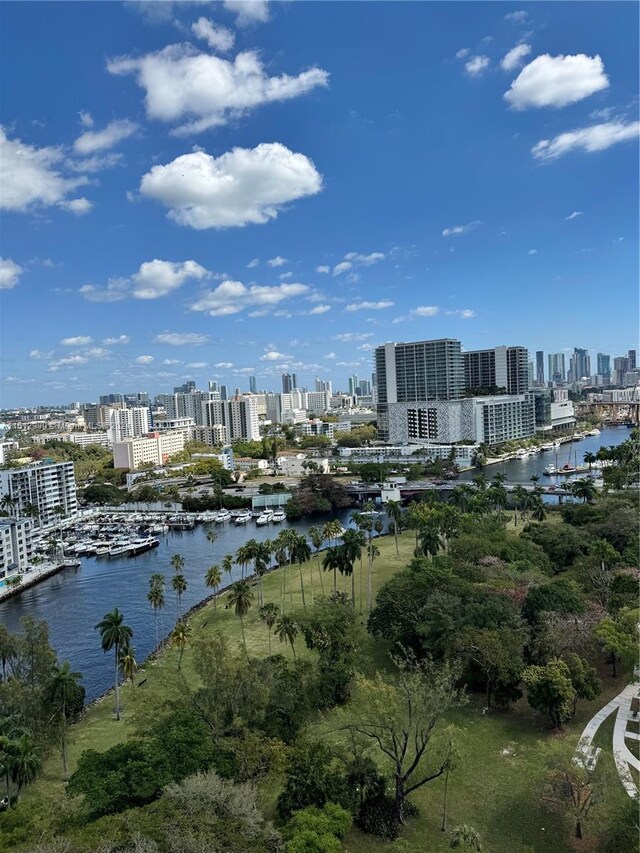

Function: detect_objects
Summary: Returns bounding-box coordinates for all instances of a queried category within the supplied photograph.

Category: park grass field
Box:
[19,526,629,852]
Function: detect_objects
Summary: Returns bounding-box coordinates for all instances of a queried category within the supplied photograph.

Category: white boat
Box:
[234,510,252,525]
[127,537,160,556]
[108,540,132,557]
[586,428,601,436]
[255,510,273,526]
[197,511,218,523]
[271,508,286,523]
[515,449,529,459]
[541,443,555,451]
[215,509,231,523]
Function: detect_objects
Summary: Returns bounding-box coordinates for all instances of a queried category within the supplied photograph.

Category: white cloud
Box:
[84,347,112,360]
[139,143,323,229]
[108,44,327,135]
[324,352,336,360]
[60,335,93,346]
[345,300,394,312]
[504,10,528,23]
[247,258,260,268]
[102,335,130,345]
[135,355,154,364]
[279,272,293,280]
[215,361,234,368]
[79,111,94,128]
[504,54,609,110]
[260,350,287,361]
[332,332,374,342]
[267,256,288,267]
[190,280,309,316]
[309,304,331,315]
[465,56,490,77]
[452,308,475,319]
[315,265,330,274]
[565,210,583,220]
[186,361,208,369]
[132,259,208,299]
[0,258,24,290]
[57,197,93,216]
[162,358,182,365]
[48,355,89,372]
[442,220,480,237]
[223,0,269,26]
[79,277,129,303]
[331,251,385,276]
[154,332,209,346]
[191,17,235,52]
[455,48,470,60]
[0,128,88,213]
[30,349,54,360]
[532,120,640,161]
[528,249,538,255]
[500,43,531,72]
[73,119,138,154]
[67,153,123,173]
[332,261,352,276]
[412,305,439,317]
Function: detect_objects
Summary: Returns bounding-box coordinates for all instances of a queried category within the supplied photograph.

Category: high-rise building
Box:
[375,338,464,441]
[249,376,257,394]
[628,349,637,370]
[282,373,296,394]
[314,377,333,395]
[348,375,359,396]
[0,461,77,527]
[113,431,186,471]
[107,407,151,442]
[462,346,529,395]
[220,385,228,401]
[535,351,545,385]
[208,380,218,393]
[596,353,611,380]
[99,393,124,405]
[173,380,196,394]
[570,348,590,382]
[548,353,566,384]
[201,396,260,441]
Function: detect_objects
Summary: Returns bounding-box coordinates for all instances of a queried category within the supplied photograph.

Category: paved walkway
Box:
[577,681,640,798]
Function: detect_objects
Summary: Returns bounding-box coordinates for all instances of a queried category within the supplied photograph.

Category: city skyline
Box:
[1,2,638,406]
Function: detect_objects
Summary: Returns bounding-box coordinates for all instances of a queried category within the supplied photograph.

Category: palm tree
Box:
[530,474,540,484]
[170,621,191,670]
[322,546,343,594]
[22,503,40,523]
[307,526,325,596]
[170,553,185,574]
[235,543,253,580]
[147,573,165,649]
[0,494,17,516]
[228,580,254,658]
[341,528,364,607]
[273,532,290,611]
[322,519,343,548]
[258,602,280,655]
[47,660,81,779]
[385,500,403,555]
[571,479,597,504]
[417,521,441,561]
[118,644,137,685]
[205,564,222,609]
[291,534,311,608]
[206,529,218,554]
[491,472,507,486]
[95,608,133,721]
[253,540,273,607]
[275,614,298,659]
[511,485,528,525]
[472,473,487,492]
[583,451,596,471]
[9,735,40,803]
[0,716,24,805]
[171,573,188,619]
[366,542,380,612]
[591,539,617,573]
[449,484,474,513]
[221,553,234,581]
[487,484,508,519]
[530,497,547,522]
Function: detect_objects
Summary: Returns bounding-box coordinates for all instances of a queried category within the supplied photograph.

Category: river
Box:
[0,426,630,702]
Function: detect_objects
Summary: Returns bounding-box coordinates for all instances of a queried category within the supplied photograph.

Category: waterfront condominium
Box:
[462,346,529,395]
[0,460,77,527]
[375,338,465,440]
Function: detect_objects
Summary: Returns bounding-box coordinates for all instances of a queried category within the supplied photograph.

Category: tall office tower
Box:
[596,353,611,380]
[371,372,377,389]
[628,349,637,370]
[348,374,359,396]
[463,346,529,394]
[571,348,590,382]
[99,393,124,405]
[528,361,534,387]
[249,376,257,394]
[208,380,218,392]
[219,385,228,401]
[375,338,464,440]
[314,377,333,394]
[358,379,372,396]
[282,373,294,394]
[535,350,545,385]
[548,353,566,384]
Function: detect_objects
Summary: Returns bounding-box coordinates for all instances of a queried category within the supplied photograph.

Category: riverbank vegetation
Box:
[0,447,638,851]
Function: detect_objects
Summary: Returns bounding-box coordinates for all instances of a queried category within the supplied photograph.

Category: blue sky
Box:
[1,0,638,406]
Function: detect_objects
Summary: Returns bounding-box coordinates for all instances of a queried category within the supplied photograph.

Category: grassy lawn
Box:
[18,526,631,852]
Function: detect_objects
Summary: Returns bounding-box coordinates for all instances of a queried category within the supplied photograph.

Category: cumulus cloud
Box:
[186,361,207,369]
[139,143,323,229]
[190,280,309,317]
[504,54,609,109]
[446,308,475,319]
[267,256,288,267]
[412,305,439,317]
[108,44,327,135]
[57,197,93,216]
[332,332,374,342]
[565,210,583,220]
[309,304,331,314]
[500,43,531,72]
[0,128,88,213]
[442,220,480,237]
[154,332,209,346]
[191,17,235,52]
[135,355,154,364]
[162,358,182,365]
[532,120,640,161]
[247,258,260,268]
[465,56,490,76]
[48,355,89,371]
[455,48,470,59]
[30,349,54,360]
[60,335,93,346]
[504,10,528,23]
[80,277,130,303]
[132,259,208,299]
[73,119,138,154]
[215,361,234,368]
[315,265,330,274]
[331,251,385,275]
[345,300,394,312]
[260,350,287,361]
[102,335,130,345]
[223,0,269,26]
[67,153,123,173]
[324,352,336,360]
[0,258,24,290]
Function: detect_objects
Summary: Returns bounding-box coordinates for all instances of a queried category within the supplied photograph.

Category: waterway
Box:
[0,510,357,702]
[0,426,630,702]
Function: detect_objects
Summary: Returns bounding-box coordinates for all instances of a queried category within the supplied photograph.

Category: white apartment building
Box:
[153,417,196,443]
[0,440,18,464]
[112,431,185,471]
[30,432,110,448]
[107,407,151,443]
[192,425,228,446]
[0,518,33,579]
[337,444,477,464]
[234,456,269,472]
[0,461,78,526]
[276,453,330,476]
[202,397,260,442]
[305,391,331,413]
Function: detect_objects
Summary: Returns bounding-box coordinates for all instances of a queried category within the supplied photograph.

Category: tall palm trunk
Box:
[359,556,364,614]
[267,627,272,656]
[298,563,306,608]
[239,614,248,660]
[290,639,296,660]
[316,553,325,594]
[351,569,355,608]
[114,642,121,721]
[61,698,68,779]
